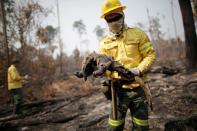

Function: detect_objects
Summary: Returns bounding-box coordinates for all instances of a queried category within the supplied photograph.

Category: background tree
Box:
[191,1,197,18]
[148,16,163,41]
[179,0,197,68]
[191,0,197,31]
[64,47,82,72]
[0,0,59,96]
[146,9,164,58]
[169,0,178,39]
[5,0,53,75]
[0,0,10,91]
[36,25,58,55]
[73,48,80,61]
[73,19,87,52]
[93,25,105,41]
[6,0,50,56]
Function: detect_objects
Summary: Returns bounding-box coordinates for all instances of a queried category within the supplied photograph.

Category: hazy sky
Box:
[39,0,184,55]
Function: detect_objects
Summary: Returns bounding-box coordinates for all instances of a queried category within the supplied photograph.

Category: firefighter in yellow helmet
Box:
[8,58,28,114]
[99,0,156,130]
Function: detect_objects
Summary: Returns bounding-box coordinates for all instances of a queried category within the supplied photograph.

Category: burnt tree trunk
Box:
[178,0,197,69]
[1,0,9,97]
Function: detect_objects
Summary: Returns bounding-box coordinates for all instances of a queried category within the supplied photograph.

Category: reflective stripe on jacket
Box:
[8,65,23,90]
[99,27,156,89]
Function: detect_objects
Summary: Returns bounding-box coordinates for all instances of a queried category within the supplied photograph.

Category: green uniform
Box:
[10,89,23,105]
[8,64,25,114]
[108,82,149,131]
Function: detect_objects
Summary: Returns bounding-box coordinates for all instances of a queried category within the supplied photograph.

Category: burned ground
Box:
[0,66,196,131]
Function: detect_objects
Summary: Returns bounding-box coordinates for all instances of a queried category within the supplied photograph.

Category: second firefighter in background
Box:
[8,58,28,114]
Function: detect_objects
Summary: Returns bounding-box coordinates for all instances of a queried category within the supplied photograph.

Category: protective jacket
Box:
[99,27,156,88]
[8,65,24,90]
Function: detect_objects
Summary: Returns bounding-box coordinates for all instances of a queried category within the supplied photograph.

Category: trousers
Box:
[108,82,149,131]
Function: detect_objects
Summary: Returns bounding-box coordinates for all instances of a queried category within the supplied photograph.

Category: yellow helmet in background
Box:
[100,0,126,18]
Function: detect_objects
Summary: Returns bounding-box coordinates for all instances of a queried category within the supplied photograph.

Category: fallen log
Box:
[0,114,20,122]
[22,97,66,108]
[161,66,179,76]
[0,112,80,128]
[0,105,49,122]
[37,95,87,116]
[0,98,66,117]
[0,99,65,122]
[0,94,89,123]
[183,79,197,87]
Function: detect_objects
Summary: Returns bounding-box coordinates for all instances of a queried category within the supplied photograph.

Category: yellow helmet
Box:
[100,0,126,18]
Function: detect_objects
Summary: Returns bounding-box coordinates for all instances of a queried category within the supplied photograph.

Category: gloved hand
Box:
[129,68,141,76]
[23,74,30,80]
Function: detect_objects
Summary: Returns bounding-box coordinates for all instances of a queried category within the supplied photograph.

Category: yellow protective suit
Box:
[99,27,156,89]
[8,65,25,90]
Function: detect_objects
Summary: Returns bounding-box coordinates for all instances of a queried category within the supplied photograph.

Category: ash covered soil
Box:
[0,66,196,131]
